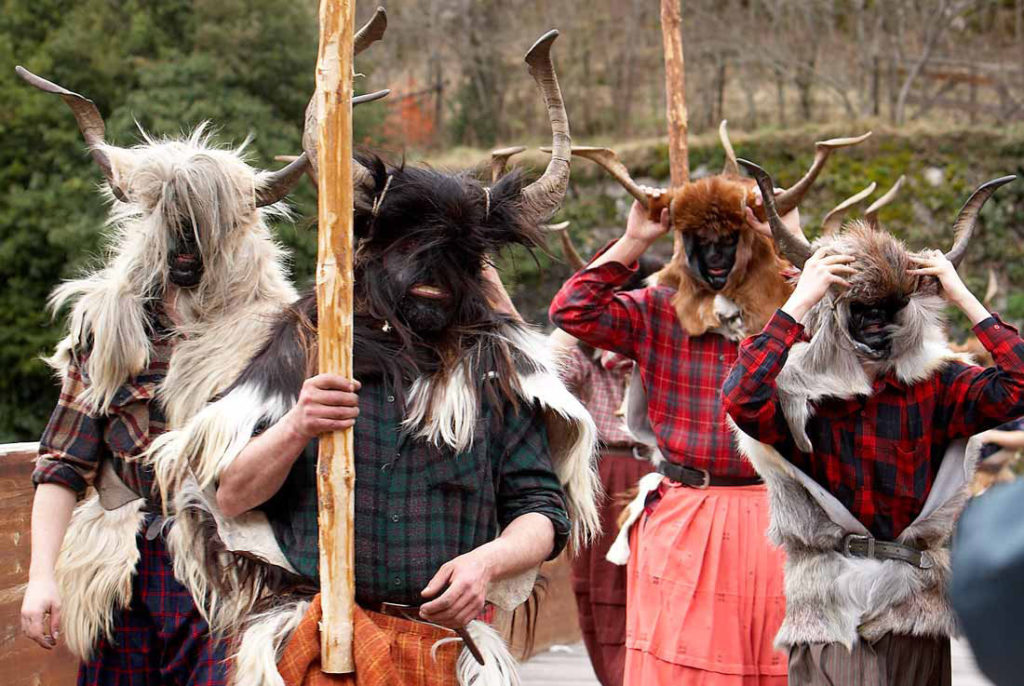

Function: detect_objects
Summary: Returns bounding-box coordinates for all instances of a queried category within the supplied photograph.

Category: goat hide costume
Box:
[17,65,307,679]
[726,161,1024,683]
[147,30,599,686]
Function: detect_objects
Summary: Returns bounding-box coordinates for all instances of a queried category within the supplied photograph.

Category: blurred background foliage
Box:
[3,0,1024,439]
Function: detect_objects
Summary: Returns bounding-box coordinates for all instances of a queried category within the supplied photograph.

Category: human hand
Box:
[21,576,61,650]
[908,250,990,324]
[419,549,494,629]
[781,248,856,321]
[284,374,361,439]
[624,199,670,246]
[745,185,801,242]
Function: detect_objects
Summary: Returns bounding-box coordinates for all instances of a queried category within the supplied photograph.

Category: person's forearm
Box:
[29,484,77,582]
[588,236,650,271]
[951,287,991,326]
[982,430,1024,450]
[479,513,555,582]
[216,411,309,517]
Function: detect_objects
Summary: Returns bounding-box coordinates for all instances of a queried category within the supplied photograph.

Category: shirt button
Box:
[387,394,395,403]
[393,576,402,586]
[719,354,725,362]
[391,513,400,522]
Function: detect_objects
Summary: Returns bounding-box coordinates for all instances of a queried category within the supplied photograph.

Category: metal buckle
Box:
[694,467,711,490]
[842,534,875,558]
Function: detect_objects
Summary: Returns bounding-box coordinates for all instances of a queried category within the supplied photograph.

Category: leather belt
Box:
[376,602,485,666]
[657,461,763,489]
[601,445,653,461]
[838,534,934,569]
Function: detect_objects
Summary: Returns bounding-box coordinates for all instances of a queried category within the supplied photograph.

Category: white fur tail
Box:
[229,600,309,686]
[433,619,521,686]
[606,471,663,566]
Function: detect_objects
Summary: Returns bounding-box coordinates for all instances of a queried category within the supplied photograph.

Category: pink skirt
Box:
[624,480,788,685]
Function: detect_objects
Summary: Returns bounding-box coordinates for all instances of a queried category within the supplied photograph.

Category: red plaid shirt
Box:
[559,346,636,448]
[724,309,1024,539]
[549,249,755,477]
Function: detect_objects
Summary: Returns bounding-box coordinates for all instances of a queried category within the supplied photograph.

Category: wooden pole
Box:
[315,0,356,674]
[660,0,689,187]
[659,0,688,255]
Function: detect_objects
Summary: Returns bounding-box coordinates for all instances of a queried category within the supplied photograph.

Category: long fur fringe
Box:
[433,619,521,686]
[56,496,146,660]
[229,600,310,686]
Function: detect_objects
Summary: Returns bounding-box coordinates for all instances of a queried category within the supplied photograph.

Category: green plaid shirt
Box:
[260,376,571,606]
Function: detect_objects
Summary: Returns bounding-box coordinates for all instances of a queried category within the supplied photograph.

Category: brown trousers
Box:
[571,450,653,686]
[788,633,951,686]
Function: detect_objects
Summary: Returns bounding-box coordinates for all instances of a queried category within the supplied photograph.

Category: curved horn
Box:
[355,7,388,55]
[550,222,586,270]
[946,175,1016,268]
[738,159,813,269]
[490,145,527,184]
[302,91,384,189]
[256,153,311,207]
[773,131,872,215]
[864,175,905,228]
[546,145,650,207]
[520,30,571,224]
[16,66,128,202]
[719,120,739,176]
[821,182,877,236]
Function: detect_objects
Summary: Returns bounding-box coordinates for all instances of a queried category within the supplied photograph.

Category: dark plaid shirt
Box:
[549,246,755,477]
[33,331,175,500]
[724,309,1024,539]
[260,375,571,606]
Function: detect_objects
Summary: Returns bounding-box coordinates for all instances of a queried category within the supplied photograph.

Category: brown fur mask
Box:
[657,176,793,337]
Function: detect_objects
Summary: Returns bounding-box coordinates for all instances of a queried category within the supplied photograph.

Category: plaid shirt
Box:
[549,246,755,477]
[260,375,571,606]
[559,346,637,449]
[33,329,175,500]
[724,309,1024,539]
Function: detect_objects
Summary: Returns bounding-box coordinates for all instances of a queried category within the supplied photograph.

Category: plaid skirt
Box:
[78,518,227,686]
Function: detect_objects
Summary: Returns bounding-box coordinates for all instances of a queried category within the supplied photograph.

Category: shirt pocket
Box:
[892,442,927,499]
[105,381,158,460]
[424,453,485,492]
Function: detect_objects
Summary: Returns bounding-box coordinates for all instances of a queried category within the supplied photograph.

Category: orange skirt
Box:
[624,480,788,686]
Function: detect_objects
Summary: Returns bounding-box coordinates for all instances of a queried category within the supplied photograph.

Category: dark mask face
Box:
[375,245,461,337]
[684,231,740,291]
[167,225,204,288]
[848,296,908,359]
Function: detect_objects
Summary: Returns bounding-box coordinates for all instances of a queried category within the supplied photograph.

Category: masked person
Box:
[16,67,307,686]
[146,31,600,686]
[724,164,1024,686]
[549,168,811,685]
[550,249,663,686]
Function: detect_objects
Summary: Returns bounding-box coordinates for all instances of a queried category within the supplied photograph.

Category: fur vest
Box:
[731,333,980,649]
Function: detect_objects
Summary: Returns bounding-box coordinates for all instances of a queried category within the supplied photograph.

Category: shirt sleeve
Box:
[938,315,1024,439]
[33,358,104,496]
[492,399,571,560]
[723,309,805,450]
[548,240,650,359]
[557,346,591,400]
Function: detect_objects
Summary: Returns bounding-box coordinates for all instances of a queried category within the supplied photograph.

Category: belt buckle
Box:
[842,534,875,559]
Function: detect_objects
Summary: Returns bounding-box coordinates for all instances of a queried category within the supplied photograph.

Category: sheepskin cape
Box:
[731,329,979,649]
[147,316,599,685]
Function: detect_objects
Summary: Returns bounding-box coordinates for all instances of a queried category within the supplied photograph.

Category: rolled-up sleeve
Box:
[493,400,571,560]
[33,360,103,496]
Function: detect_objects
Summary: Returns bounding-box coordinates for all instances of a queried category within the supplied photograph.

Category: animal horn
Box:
[490,146,527,184]
[773,131,872,216]
[546,146,650,207]
[301,88,387,188]
[549,222,586,270]
[719,120,739,176]
[355,7,388,55]
[256,153,312,207]
[984,267,999,308]
[864,175,905,228]
[16,66,128,202]
[738,159,813,269]
[946,175,1016,268]
[821,182,877,236]
[520,30,571,224]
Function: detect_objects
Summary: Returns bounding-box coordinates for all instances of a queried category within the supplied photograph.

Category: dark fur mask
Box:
[352,154,544,348]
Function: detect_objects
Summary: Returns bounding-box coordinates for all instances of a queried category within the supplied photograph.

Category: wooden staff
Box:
[660,0,688,255]
[315,0,357,674]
